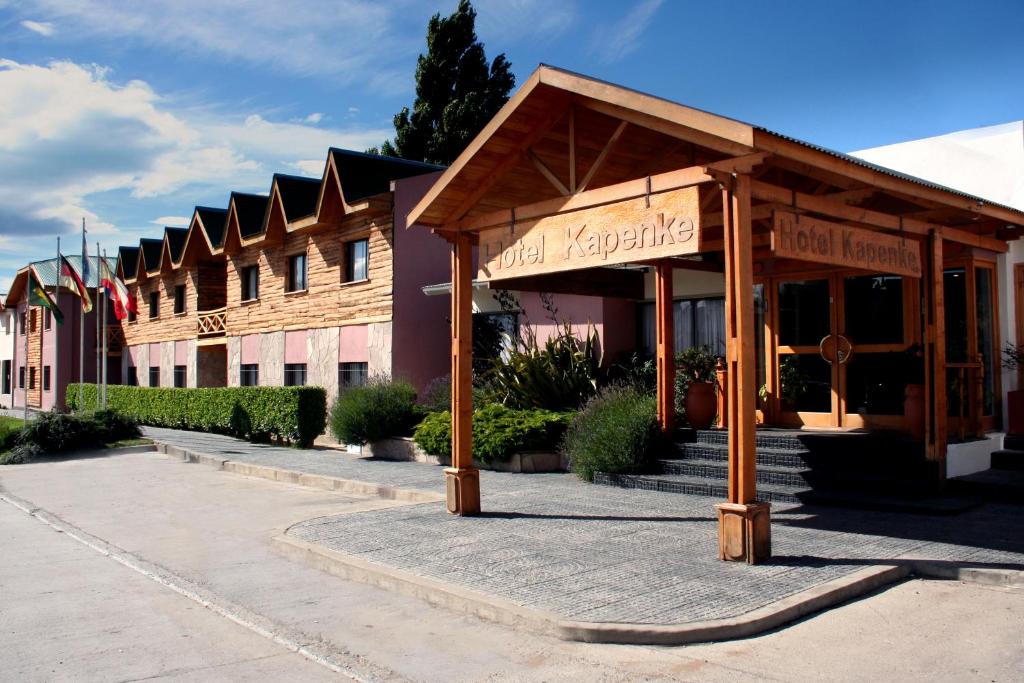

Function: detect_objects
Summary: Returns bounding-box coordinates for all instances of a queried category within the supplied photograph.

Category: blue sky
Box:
[1,0,1022,291]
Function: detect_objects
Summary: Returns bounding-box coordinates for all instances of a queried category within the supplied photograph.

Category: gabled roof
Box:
[408,63,1024,231]
[4,256,117,307]
[118,246,140,280]
[163,227,189,266]
[329,148,442,204]
[195,207,228,249]
[232,193,270,239]
[138,238,163,274]
[273,174,322,222]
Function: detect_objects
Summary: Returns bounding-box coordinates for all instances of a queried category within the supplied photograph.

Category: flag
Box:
[99,258,137,320]
[28,266,63,325]
[59,255,93,313]
[81,223,92,285]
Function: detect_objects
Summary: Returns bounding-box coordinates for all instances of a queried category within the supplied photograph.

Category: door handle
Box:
[819,335,853,365]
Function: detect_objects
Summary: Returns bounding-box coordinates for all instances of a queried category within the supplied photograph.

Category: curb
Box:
[151,441,444,504]
[275,532,1024,646]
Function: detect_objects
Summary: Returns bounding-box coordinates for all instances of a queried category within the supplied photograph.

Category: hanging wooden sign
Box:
[771,211,922,278]
[477,186,702,282]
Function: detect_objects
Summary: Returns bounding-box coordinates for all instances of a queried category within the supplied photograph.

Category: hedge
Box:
[67,383,327,448]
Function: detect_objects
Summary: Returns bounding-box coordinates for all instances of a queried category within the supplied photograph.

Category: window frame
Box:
[338,361,368,391]
[173,365,187,388]
[241,265,260,302]
[283,363,307,387]
[43,365,51,392]
[286,253,308,293]
[19,366,26,389]
[149,291,160,319]
[173,284,186,315]
[239,364,259,386]
[148,366,160,387]
[344,238,369,283]
[44,308,52,331]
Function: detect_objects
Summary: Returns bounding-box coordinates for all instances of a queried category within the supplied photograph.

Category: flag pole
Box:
[79,219,85,410]
[96,241,102,410]
[55,237,61,412]
[101,249,108,409]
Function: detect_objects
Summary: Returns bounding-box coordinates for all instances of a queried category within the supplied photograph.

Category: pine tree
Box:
[374,0,514,165]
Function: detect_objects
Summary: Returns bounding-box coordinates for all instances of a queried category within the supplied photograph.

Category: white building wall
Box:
[0,310,14,407]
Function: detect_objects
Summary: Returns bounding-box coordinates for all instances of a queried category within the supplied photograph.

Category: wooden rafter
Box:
[577,121,628,193]
[527,149,570,196]
[568,105,576,193]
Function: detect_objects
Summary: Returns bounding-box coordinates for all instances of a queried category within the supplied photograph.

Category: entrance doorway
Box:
[761,270,918,430]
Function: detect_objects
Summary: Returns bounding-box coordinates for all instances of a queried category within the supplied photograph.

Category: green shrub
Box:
[67,384,326,448]
[485,323,600,411]
[413,404,572,464]
[419,375,451,413]
[1,443,40,465]
[561,384,661,482]
[330,379,421,445]
[0,416,23,452]
[12,409,140,456]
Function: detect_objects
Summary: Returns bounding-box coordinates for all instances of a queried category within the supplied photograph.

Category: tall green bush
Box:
[330,379,421,445]
[412,404,571,464]
[67,383,326,448]
[485,323,600,411]
[561,384,660,482]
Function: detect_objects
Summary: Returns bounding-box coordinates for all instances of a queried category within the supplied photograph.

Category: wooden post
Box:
[655,260,675,434]
[446,232,480,515]
[716,173,770,564]
[926,229,947,480]
[715,358,727,429]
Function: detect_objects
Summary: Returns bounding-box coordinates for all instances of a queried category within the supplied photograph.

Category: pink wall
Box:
[175,340,187,365]
[128,344,142,367]
[391,172,452,392]
[339,325,369,362]
[240,334,259,365]
[284,329,307,364]
[517,292,636,366]
[148,342,160,366]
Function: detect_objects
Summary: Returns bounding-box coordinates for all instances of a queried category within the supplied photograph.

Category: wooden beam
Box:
[728,174,757,505]
[926,229,947,470]
[754,130,1024,227]
[568,105,576,193]
[751,180,1009,253]
[655,261,675,434]
[527,149,571,196]
[497,267,645,299]
[704,152,770,175]
[458,163,715,232]
[577,121,628,193]
[441,94,571,224]
[446,233,480,515]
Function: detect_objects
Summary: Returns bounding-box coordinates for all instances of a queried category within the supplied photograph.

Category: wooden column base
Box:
[444,467,480,516]
[716,502,771,564]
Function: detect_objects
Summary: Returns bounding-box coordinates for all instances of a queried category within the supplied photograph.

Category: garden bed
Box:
[368,437,567,473]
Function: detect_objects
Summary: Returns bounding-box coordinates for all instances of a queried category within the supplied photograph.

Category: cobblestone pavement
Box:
[144,427,1024,626]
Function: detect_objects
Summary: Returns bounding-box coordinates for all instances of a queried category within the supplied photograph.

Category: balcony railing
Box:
[198,307,227,338]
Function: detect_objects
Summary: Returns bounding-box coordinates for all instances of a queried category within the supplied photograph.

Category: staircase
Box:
[594,428,949,509]
[991,434,1024,471]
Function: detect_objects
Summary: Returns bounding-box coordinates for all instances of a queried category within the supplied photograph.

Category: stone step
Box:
[991,449,1024,471]
[592,472,807,504]
[1002,435,1024,451]
[691,429,807,451]
[672,442,810,469]
[658,458,811,488]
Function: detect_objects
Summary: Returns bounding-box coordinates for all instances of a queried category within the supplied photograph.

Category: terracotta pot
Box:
[904,384,925,441]
[1007,389,1024,436]
[685,381,717,429]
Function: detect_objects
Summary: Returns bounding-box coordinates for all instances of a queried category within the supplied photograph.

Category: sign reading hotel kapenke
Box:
[772,211,922,278]
[477,186,702,281]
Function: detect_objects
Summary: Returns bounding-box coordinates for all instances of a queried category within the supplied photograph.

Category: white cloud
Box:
[151,216,190,227]
[20,19,55,36]
[304,112,324,124]
[289,160,328,177]
[0,59,390,273]
[474,0,576,43]
[589,0,664,65]
[19,0,420,93]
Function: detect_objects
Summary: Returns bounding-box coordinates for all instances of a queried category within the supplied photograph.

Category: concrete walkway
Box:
[143,427,1024,640]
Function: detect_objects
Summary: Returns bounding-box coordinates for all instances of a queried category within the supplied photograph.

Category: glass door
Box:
[774,276,840,427]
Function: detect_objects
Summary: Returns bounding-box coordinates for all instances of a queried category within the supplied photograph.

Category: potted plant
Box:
[902,345,925,441]
[676,346,718,429]
[1002,343,1024,435]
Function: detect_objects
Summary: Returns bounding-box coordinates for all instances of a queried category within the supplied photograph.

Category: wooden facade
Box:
[406,65,1024,563]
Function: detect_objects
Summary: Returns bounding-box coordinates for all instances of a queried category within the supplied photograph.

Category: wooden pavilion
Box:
[406,65,1024,563]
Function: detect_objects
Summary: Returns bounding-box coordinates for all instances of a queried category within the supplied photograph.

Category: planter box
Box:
[367,438,567,473]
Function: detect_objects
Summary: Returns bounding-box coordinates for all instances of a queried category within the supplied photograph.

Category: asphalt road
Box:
[1,451,1021,682]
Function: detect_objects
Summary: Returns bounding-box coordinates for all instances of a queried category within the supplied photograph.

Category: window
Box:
[149,291,159,319]
[241,265,259,301]
[174,284,186,314]
[18,366,25,389]
[239,364,259,386]
[345,239,369,282]
[284,363,306,386]
[339,362,368,391]
[43,366,51,392]
[149,367,160,387]
[2,360,11,395]
[29,367,36,390]
[638,297,727,358]
[44,308,52,330]
[173,365,186,388]
[287,253,307,292]
[127,367,138,386]
[19,311,26,334]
